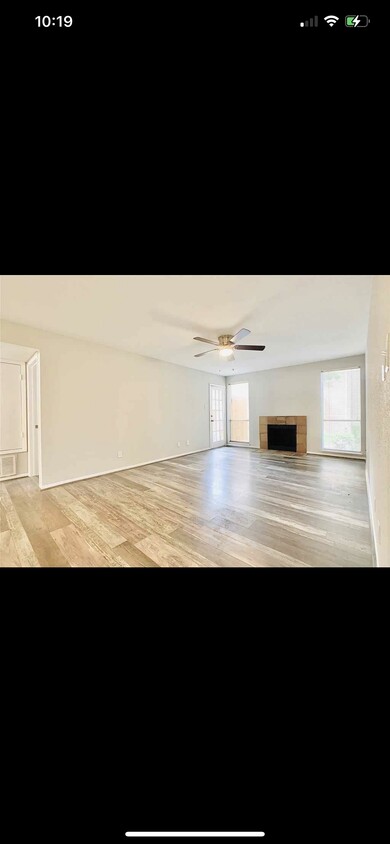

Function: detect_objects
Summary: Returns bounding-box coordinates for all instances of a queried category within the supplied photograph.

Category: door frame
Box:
[27,352,43,485]
[209,383,226,448]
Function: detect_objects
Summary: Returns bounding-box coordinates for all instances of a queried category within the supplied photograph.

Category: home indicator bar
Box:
[125,835,266,839]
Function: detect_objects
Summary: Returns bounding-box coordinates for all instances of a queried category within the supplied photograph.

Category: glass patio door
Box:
[209,384,226,447]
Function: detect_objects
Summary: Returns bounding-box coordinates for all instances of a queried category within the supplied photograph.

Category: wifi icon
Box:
[324,15,339,26]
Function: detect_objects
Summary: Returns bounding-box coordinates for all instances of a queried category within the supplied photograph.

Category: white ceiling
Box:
[0,276,373,374]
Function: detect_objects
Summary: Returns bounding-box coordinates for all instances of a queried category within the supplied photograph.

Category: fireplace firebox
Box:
[267,424,297,452]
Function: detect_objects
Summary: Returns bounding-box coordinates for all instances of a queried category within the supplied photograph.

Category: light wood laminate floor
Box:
[0,448,373,567]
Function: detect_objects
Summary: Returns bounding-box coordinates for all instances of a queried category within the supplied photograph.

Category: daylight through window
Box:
[321,368,361,453]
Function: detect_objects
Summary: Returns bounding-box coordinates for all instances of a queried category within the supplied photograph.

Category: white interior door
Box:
[0,361,26,453]
[209,384,226,447]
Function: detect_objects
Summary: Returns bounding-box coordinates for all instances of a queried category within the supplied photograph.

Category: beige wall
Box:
[0,321,224,488]
[227,354,366,455]
[366,276,390,567]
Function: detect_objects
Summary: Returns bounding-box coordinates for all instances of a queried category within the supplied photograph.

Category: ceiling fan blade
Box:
[194,349,219,357]
[231,328,251,344]
[234,344,266,351]
[193,336,219,345]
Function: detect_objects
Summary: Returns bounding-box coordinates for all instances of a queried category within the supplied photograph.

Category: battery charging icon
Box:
[345,15,370,27]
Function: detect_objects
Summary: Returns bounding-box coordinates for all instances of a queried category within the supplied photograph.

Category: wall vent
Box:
[0,455,17,477]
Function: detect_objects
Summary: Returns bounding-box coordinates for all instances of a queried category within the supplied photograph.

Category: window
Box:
[321,368,361,453]
[228,382,249,443]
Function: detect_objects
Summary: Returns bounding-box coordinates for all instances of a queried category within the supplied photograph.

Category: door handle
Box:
[35,425,39,429]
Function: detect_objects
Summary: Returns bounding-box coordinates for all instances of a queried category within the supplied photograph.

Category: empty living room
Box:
[0,275,389,568]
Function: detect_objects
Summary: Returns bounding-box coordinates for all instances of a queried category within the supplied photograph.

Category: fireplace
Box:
[268,424,296,452]
[259,416,307,453]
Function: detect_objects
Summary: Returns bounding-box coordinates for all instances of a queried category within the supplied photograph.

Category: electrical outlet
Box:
[177,442,181,447]
[186,440,190,445]
[117,450,123,458]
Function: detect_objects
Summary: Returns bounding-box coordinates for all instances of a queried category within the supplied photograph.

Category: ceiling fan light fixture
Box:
[193,329,265,359]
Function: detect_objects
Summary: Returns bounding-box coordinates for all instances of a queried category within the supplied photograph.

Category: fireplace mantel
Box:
[259,416,307,453]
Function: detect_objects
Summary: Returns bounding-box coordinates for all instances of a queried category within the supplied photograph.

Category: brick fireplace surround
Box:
[259,416,307,453]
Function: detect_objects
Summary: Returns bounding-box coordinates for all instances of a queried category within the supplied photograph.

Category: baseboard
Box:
[39,446,221,490]
[228,447,367,460]
[365,466,379,567]
[228,443,258,449]
[0,473,28,482]
[307,451,366,461]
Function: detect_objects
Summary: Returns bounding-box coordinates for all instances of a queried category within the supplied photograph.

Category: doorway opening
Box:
[228,382,250,445]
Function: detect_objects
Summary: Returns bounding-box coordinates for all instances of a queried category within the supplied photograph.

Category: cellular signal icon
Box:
[300,16,319,27]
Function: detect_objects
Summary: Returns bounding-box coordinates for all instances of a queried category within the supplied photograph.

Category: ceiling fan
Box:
[193,328,265,361]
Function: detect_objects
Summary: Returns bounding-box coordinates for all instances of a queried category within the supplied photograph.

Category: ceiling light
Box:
[219,347,233,357]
